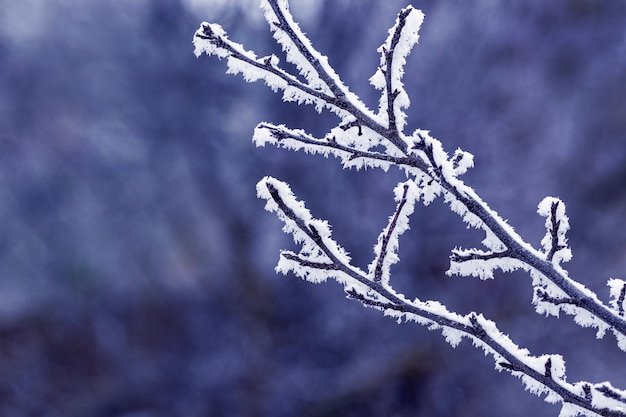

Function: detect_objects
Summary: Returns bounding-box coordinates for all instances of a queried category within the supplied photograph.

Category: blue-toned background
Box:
[1,1,625,416]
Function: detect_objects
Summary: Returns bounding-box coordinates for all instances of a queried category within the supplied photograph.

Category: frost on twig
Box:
[195,1,626,415]
[370,6,424,135]
[609,279,626,317]
[369,181,419,286]
[256,177,362,286]
[538,197,572,265]
[256,176,626,417]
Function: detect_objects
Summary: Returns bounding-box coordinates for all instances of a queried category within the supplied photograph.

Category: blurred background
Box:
[0,0,626,416]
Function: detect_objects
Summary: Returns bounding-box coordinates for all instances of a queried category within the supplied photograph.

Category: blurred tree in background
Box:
[0,0,625,416]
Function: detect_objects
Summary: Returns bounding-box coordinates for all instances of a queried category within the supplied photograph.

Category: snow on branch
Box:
[609,279,626,318]
[448,247,526,280]
[256,176,363,286]
[195,1,626,415]
[538,197,572,265]
[369,181,420,286]
[194,22,336,114]
[256,176,626,417]
[370,6,424,135]
[260,0,358,106]
[253,122,425,173]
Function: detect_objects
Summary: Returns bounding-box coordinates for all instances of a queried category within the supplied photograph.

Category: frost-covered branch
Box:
[371,6,423,137]
[254,122,429,173]
[371,183,413,284]
[540,199,571,263]
[256,176,626,417]
[193,22,337,113]
[194,1,626,415]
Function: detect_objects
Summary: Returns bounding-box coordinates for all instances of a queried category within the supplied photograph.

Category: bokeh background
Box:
[1,0,626,416]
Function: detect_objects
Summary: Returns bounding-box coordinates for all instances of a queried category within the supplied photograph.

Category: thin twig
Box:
[383,7,412,137]
[546,201,566,262]
[373,183,410,282]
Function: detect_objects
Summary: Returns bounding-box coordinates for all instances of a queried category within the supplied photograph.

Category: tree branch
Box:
[196,2,626,414]
[372,183,411,283]
[382,8,411,136]
[258,177,626,417]
[196,5,626,340]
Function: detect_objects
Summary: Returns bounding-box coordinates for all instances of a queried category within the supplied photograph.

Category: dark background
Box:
[1,0,626,416]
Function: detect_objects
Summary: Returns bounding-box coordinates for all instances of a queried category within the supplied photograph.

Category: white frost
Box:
[538,197,572,265]
[257,176,372,294]
[260,0,375,120]
[371,7,425,132]
[367,181,420,286]
[608,278,626,314]
[193,22,229,58]
[198,3,626,415]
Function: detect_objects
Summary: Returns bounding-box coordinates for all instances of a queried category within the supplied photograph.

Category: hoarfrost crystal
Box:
[195,1,626,416]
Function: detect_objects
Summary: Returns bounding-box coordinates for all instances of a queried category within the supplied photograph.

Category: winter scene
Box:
[1,0,626,416]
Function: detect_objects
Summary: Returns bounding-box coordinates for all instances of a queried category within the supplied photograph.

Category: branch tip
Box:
[545,357,552,379]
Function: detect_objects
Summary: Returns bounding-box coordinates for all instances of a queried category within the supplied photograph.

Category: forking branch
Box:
[194,1,626,415]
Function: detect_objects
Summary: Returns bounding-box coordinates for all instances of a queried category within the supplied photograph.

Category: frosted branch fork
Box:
[257,176,626,417]
[194,0,626,415]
